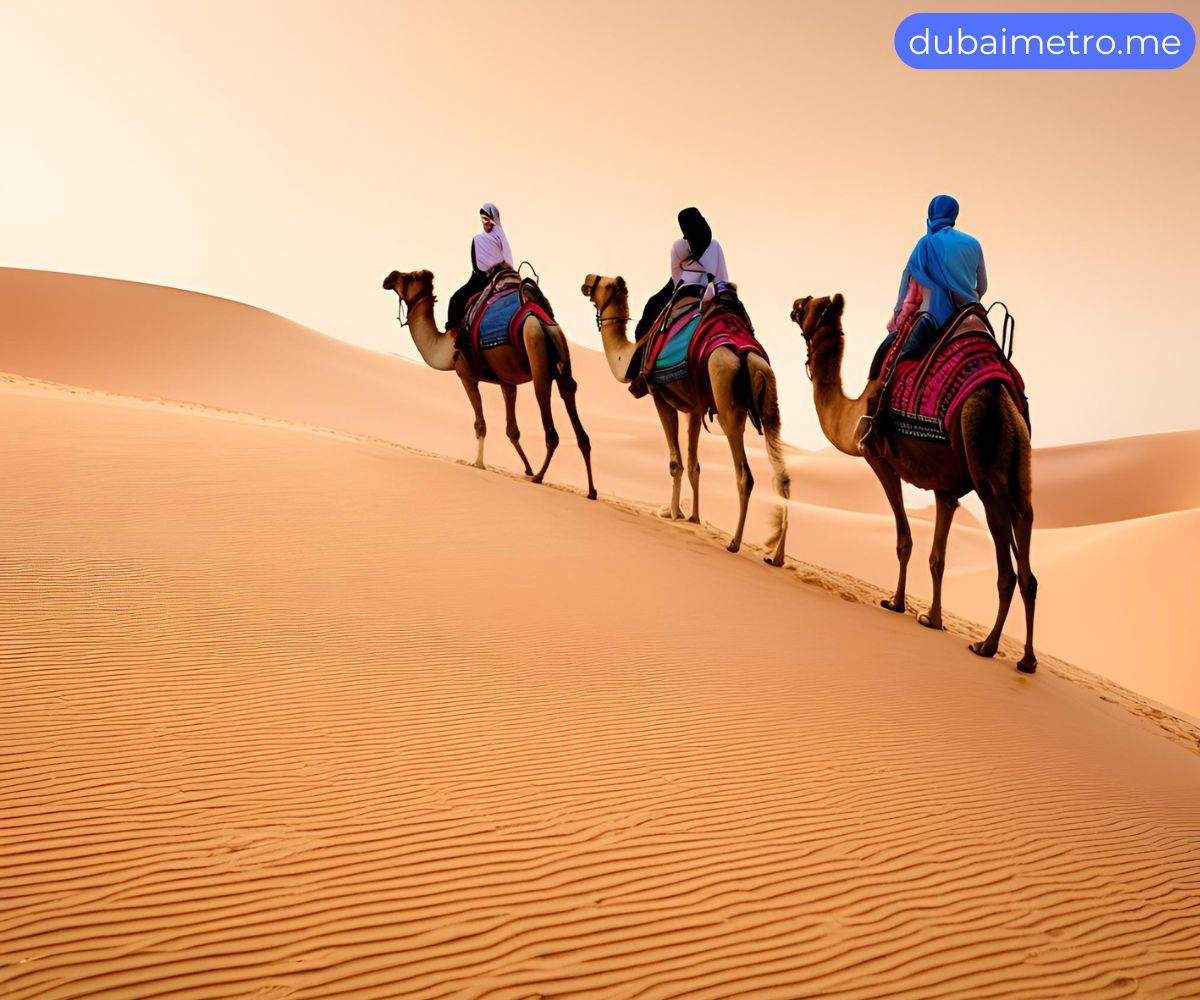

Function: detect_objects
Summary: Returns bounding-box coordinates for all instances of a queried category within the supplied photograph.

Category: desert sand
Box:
[3,269,1200,998]
[3,267,1197,716]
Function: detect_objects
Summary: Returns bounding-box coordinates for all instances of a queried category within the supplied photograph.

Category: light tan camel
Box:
[581,274,789,565]
[791,294,1037,673]
[382,269,596,499]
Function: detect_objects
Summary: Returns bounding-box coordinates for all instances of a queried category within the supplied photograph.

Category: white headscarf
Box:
[474,202,514,271]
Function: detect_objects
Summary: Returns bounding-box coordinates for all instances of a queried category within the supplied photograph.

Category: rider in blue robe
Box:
[871,195,989,377]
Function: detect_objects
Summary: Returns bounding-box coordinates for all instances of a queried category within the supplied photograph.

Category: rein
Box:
[802,298,842,382]
[396,290,434,328]
[590,286,630,332]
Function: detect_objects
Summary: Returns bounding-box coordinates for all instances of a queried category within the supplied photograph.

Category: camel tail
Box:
[747,354,790,561]
[1008,393,1034,523]
[963,385,1031,521]
[542,320,575,391]
[748,355,791,505]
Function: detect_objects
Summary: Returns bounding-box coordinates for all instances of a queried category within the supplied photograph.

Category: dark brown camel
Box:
[791,294,1037,673]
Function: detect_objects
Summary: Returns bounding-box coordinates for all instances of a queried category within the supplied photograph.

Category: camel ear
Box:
[416,269,434,283]
[829,293,845,319]
[615,276,627,293]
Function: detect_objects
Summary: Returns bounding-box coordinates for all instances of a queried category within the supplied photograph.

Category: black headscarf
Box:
[677,207,712,260]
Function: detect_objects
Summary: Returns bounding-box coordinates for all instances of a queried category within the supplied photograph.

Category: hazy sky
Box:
[3,0,1197,446]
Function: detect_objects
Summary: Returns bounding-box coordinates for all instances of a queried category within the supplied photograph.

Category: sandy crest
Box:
[1,267,1196,718]
[2,374,1199,999]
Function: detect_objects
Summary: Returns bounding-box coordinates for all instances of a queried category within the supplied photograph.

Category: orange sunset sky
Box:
[2,0,1197,448]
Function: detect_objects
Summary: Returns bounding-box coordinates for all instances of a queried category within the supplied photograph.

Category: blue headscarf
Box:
[907,194,982,326]
[926,194,959,234]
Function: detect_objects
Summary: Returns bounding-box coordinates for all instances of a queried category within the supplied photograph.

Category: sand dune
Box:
[1,266,1196,721]
[7,266,1191,523]
[1031,432,1200,527]
[3,374,1199,999]
[951,509,1200,716]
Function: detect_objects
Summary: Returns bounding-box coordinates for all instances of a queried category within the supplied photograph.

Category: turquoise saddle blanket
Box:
[650,311,702,384]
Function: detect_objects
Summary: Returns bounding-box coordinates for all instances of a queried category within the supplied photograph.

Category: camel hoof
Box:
[586,490,597,501]
[765,556,784,568]
[687,514,701,524]
[523,469,534,479]
[531,474,545,485]
[917,612,942,630]
[880,598,905,614]
[657,506,683,520]
[727,541,741,553]
[1017,657,1038,674]
[969,641,998,659]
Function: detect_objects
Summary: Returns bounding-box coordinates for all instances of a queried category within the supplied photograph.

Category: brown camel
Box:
[382,269,596,499]
[581,274,789,565]
[790,294,1037,673]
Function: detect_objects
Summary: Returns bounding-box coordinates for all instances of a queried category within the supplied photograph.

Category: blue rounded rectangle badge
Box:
[896,12,1195,69]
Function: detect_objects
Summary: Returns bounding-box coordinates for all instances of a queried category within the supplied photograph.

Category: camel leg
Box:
[686,410,703,523]
[456,361,486,469]
[717,408,754,553]
[500,382,533,477]
[556,375,597,501]
[652,393,685,519]
[525,329,559,485]
[1012,511,1038,673]
[868,460,912,613]
[763,512,789,569]
[970,486,1017,659]
[918,491,959,630]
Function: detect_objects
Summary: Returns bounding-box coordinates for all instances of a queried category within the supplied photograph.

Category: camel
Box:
[382,269,596,499]
[790,294,1037,673]
[581,274,789,565]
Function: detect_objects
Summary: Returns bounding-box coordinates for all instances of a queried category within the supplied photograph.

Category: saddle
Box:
[864,303,1029,449]
[457,265,557,384]
[631,283,769,422]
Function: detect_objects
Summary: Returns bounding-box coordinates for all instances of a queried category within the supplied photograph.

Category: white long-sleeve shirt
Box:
[671,238,728,288]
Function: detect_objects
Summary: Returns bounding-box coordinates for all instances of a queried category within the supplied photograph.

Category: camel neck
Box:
[405,295,457,371]
[811,332,871,456]
[596,294,637,382]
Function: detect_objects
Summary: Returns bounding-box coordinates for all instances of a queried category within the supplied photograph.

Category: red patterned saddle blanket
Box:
[640,287,768,405]
[882,304,1028,442]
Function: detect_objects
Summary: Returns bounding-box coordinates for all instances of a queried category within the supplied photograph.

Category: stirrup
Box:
[855,414,877,454]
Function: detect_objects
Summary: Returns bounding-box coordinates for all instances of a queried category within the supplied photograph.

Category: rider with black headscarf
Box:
[634,207,730,339]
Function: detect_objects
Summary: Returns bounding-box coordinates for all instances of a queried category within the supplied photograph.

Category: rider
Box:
[871,194,988,377]
[447,203,514,333]
[634,207,730,340]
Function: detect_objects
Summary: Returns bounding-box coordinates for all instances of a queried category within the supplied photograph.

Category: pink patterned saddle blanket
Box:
[884,305,1028,442]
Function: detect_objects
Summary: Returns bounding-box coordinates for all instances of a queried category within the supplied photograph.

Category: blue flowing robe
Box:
[906,227,987,328]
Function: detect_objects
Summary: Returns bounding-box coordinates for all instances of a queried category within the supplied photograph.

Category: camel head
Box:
[791,293,845,351]
[581,273,627,311]
[381,269,435,304]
